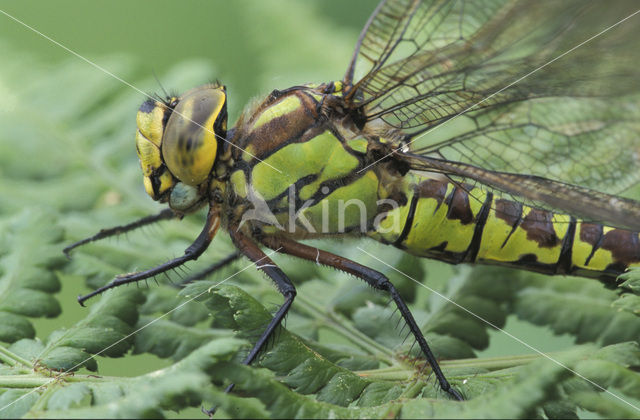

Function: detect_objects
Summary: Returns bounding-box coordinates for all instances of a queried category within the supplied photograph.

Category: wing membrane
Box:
[347,0,640,130]
[345,0,640,192]
[344,0,640,222]
[413,95,640,195]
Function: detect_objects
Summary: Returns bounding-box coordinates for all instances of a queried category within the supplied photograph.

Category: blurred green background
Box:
[0,0,377,119]
[0,1,580,417]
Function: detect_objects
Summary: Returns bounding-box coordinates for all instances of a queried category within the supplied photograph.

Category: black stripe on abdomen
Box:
[464,192,493,263]
[393,187,419,246]
[556,216,576,274]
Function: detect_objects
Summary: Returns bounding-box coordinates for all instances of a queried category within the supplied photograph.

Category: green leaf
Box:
[612,294,640,317]
[177,282,640,418]
[618,268,640,293]
[8,288,144,372]
[0,389,41,419]
[513,273,640,345]
[45,383,92,411]
[572,390,640,419]
[0,209,63,342]
[0,313,35,343]
[1,2,639,417]
[140,287,211,326]
[34,337,247,418]
[573,343,640,396]
[133,316,232,361]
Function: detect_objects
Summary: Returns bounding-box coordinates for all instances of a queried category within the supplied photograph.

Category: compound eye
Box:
[161,86,226,186]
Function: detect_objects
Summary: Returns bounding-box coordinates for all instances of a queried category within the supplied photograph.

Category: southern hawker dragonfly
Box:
[66,0,640,408]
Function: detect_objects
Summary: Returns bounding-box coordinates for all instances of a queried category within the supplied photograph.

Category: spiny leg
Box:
[63,208,176,257]
[176,251,241,287]
[260,235,463,401]
[203,228,296,417]
[77,205,221,306]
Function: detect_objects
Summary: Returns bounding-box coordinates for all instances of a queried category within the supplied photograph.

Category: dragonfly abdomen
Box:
[371,176,640,281]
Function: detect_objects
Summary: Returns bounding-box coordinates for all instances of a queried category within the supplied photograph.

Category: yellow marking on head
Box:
[157,170,175,196]
[136,98,176,201]
[136,102,166,147]
[252,95,301,130]
[135,130,162,177]
[143,176,155,198]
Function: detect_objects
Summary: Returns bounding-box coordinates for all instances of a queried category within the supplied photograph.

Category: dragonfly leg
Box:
[260,235,464,401]
[175,251,242,288]
[63,208,176,257]
[77,205,221,306]
[203,228,296,417]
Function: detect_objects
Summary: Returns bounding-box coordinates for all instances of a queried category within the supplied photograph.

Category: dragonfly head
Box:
[135,84,228,213]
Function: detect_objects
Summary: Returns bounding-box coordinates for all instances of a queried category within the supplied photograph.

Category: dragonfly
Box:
[65,0,640,408]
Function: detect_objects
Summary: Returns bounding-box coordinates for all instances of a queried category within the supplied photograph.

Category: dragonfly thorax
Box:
[134,84,228,213]
[224,84,411,239]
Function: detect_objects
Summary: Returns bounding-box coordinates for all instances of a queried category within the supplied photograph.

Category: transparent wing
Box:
[413,95,640,196]
[344,0,640,194]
